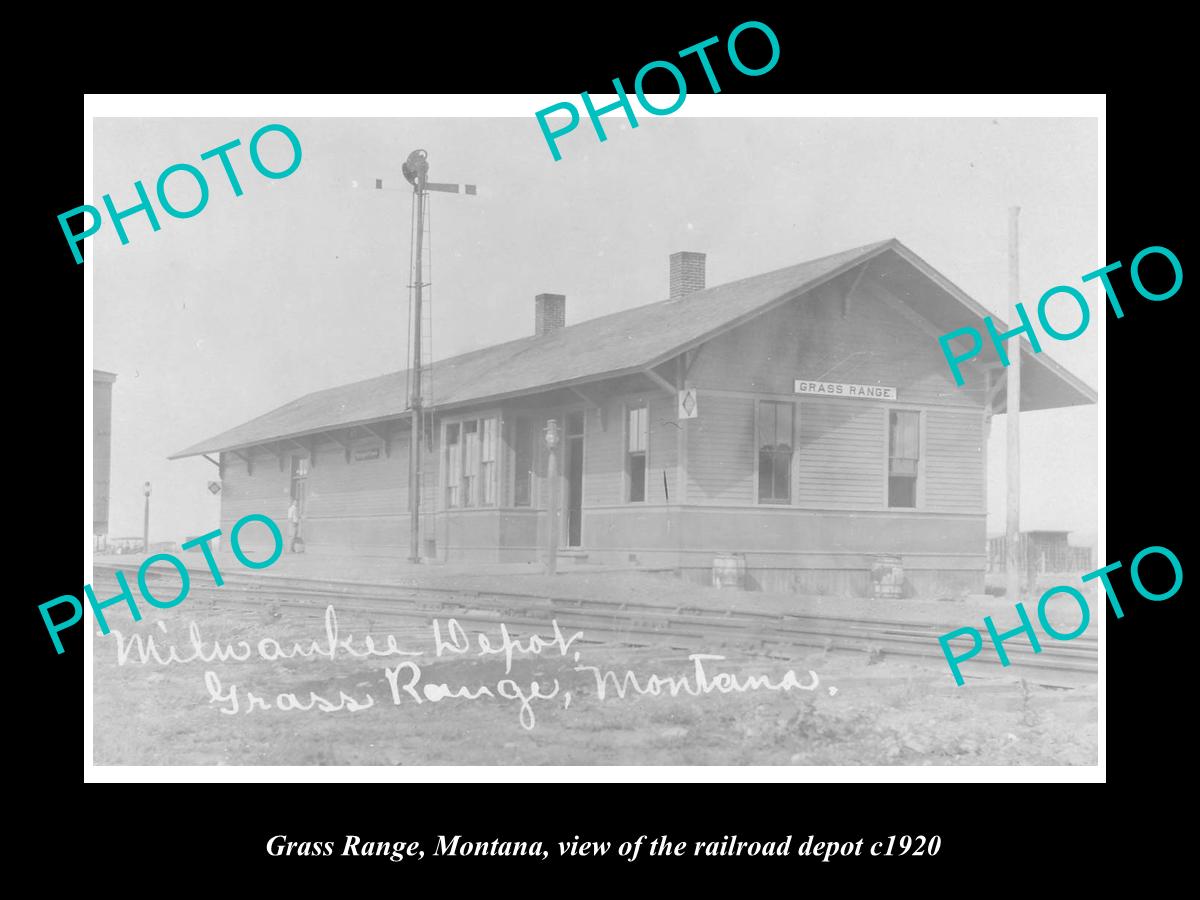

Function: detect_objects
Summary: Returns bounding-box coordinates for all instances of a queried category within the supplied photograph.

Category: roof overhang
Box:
[169,239,1096,459]
[168,411,416,460]
[869,244,1097,411]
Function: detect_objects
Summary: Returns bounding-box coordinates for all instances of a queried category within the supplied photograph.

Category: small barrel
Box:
[712,552,746,589]
[871,554,905,598]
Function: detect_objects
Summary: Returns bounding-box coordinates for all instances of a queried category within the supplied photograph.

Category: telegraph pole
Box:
[544,419,560,576]
[143,481,151,553]
[1006,207,1021,602]
[407,156,427,564]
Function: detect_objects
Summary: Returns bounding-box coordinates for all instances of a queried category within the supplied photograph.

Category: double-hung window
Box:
[627,405,648,502]
[758,401,794,504]
[480,418,497,506]
[888,410,920,508]
[445,424,461,508]
[462,421,479,506]
[445,417,498,508]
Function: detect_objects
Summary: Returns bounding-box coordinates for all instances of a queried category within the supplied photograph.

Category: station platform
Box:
[90,549,1097,636]
[92,549,666,586]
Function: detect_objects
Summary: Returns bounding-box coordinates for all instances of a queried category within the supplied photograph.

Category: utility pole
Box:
[407,154,428,564]
[544,419,560,576]
[1006,206,1021,603]
[143,481,152,554]
[382,150,477,564]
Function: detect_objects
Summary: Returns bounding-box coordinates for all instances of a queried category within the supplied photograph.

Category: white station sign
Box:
[678,387,699,419]
[794,380,897,401]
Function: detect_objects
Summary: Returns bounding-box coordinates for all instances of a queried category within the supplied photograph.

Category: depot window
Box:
[757,400,794,504]
[626,404,648,503]
[888,409,920,508]
[445,417,498,508]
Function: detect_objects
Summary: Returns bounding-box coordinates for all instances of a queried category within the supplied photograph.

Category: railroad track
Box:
[92,565,1097,687]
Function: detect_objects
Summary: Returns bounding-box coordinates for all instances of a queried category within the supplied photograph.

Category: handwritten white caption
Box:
[109,606,820,729]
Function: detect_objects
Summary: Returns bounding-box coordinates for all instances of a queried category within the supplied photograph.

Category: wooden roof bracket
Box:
[642,366,678,396]
[569,386,608,430]
[361,422,393,457]
[231,449,254,475]
[322,429,354,463]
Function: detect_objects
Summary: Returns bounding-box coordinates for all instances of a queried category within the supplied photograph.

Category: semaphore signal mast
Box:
[377,150,477,563]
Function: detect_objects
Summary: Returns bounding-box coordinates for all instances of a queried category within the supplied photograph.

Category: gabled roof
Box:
[169,239,1097,459]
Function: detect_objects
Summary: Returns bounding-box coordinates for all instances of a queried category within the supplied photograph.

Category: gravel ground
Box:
[92,588,1098,766]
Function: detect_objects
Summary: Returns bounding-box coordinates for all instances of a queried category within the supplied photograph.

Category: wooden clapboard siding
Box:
[219,427,416,558]
[688,281,986,407]
[686,394,755,504]
[422,422,440,512]
[218,451,290,553]
[584,402,622,506]
[648,390,678,504]
[582,390,679,506]
[304,438,405,519]
[924,410,984,512]
[580,505,986,596]
[796,400,886,508]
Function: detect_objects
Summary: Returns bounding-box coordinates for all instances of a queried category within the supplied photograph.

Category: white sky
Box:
[93,116,1098,544]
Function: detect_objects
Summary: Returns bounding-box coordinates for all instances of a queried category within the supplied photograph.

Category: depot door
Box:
[564,410,584,547]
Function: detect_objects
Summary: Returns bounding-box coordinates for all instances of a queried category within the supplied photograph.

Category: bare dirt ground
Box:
[92,580,1098,766]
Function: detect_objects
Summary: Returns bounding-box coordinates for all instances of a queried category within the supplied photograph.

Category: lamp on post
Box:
[543,419,560,576]
[143,481,152,554]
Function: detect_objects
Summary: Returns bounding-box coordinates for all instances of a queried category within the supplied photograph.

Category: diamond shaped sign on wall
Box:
[678,388,698,419]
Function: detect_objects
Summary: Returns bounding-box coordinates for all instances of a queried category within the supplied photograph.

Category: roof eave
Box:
[169,237,1097,457]
[167,409,417,460]
[889,241,1098,408]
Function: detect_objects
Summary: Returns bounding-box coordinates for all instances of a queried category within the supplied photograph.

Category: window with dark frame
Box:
[627,405,648,503]
[445,423,461,508]
[888,410,920,508]
[758,401,794,504]
[513,417,533,507]
[480,418,497,506]
[446,418,500,509]
[462,420,479,506]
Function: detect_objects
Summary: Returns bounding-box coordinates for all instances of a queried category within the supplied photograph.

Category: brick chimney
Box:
[535,293,566,336]
[669,251,706,299]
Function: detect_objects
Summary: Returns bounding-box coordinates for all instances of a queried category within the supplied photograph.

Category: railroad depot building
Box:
[170,240,1095,596]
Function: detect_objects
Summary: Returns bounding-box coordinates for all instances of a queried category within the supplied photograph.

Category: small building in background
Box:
[988,530,1094,575]
[93,370,117,549]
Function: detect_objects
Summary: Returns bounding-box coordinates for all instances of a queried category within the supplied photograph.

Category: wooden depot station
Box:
[170,240,1095,596]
